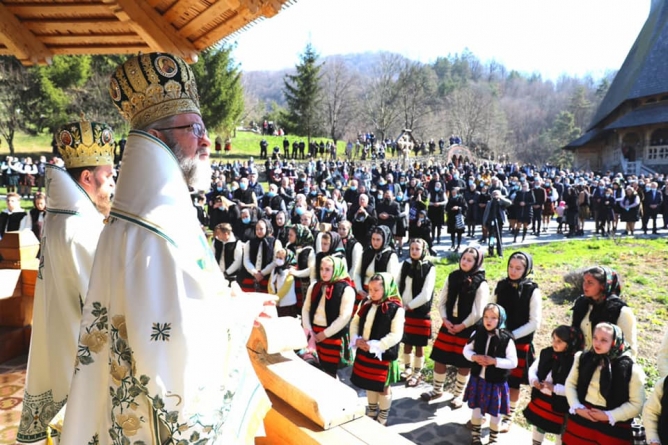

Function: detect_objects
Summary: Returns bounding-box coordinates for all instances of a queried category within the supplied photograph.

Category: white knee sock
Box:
[377,392,392,425]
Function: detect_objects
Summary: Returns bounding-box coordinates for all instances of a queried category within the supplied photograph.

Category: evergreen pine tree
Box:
[191,46,243,137]
[282,43,323,145]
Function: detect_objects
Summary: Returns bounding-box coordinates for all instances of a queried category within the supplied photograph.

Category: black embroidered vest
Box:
[470,330,513,384]
[495,279,537,344]
[399,261,434,317]
[358,302,401,361]
[576,352,633,410]
[308,281,350,339]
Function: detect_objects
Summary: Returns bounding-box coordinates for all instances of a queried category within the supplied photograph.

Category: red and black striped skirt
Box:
[508,341,534,388]
[239,277,268,293]
[350,349,393,393]
[562,404,632,445]
[430,325,473,368]
[402,311,431,347]
[523,388,567,434]
[312,325,351,377]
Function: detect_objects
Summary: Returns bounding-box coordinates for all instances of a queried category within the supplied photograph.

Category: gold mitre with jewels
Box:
[56,117,114,169]
[109,52,200,129]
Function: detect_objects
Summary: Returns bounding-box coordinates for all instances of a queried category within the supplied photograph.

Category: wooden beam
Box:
[40,34,145,45]
[194,7,260,49]
[5,3,114,18]
[177,0,241,39]
[261,0,283,18]
[104,0,199,62]
[162,0,203,24]
[50,45,153,55]
[240,0,263,14]
[0,3,53,64]
[22,20,131,34]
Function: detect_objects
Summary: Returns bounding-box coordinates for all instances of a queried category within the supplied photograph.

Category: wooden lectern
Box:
[0,230,39,363]
[248,317,414,444]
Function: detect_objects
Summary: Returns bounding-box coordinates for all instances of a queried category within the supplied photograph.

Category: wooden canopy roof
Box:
[0,0,294,65]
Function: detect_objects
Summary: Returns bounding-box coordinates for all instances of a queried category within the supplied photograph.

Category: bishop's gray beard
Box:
[170,141,212,192]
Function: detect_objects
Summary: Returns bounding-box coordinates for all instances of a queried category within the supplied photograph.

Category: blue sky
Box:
[231,0,651,80]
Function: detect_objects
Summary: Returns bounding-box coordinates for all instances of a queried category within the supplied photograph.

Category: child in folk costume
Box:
[239,219,281,292]
[572,266,638,358]
[421,247,488,408]
[315,231,347,280]
[563,322,645,445]
[287,224,316,311]
[268,248,298,317]
[643,374,668,445]
[398,239,436,387]
[302,256,356,377]
[350,273,405,426]
[492,251,541,431]
[463,303,518,445]
[523,325,584,445]
[358,226,401,314]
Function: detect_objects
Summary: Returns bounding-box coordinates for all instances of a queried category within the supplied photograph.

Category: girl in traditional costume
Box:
[358,226,400,314]
[563,322,645,445]
[572,266,637,358]
[463,303,518,445]
[523,325,584,445]
[350,273,405,426]
[239,219,280,293]
[398,239,435,387]
[643,373,668,445]
[492,251,541,431]
[421,247,488,407]
[268,248,298,317]
[315,231,346,280]
[302,256,356,377]
[287,224,316,311]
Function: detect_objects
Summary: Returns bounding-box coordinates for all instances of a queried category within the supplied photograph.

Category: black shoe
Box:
[653,230,658,234]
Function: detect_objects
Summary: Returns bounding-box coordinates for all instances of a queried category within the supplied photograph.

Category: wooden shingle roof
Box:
[0,0,295,66]
[588,0,668,130]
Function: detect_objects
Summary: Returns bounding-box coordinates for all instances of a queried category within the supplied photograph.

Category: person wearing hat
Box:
[61,53,271,444]
[18,118,116,444]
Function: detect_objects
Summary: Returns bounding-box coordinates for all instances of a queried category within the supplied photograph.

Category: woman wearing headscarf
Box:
[398,238,436,387]
[523,325,584,445]
[350,272,405,426]
[269,248,298,317]
[302,256,356,377]
[272,210,290,246]
[492,251,542,431]
[238,218,281,293]
[445,186,468,251]
[358,226,400,315]
[287,224,316,311]
[422,247,488,405]
[571,266,637,358]
[315,231,346,280]
[563,323,645,445]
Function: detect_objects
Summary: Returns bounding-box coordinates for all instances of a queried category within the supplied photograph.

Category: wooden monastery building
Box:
[565,0,668,175]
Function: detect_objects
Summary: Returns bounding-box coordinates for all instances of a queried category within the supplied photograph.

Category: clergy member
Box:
[17,118,116,444]
[61,53,271,444]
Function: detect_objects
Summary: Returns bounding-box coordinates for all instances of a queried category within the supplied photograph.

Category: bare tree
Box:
[395,61,438,137]
[320,57,359,145]
[362,52,404,140]
[446,83,494,145]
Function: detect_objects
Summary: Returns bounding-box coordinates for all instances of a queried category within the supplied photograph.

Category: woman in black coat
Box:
[445,187,468,251]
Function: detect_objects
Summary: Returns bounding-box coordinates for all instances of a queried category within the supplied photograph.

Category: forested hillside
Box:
[243,50,614,166]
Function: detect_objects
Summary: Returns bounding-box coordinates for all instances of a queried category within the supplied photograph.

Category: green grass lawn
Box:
[1,129,348,164]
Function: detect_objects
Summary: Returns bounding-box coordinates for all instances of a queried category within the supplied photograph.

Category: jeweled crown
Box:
[56,117,115,169]
[109,53,200,129]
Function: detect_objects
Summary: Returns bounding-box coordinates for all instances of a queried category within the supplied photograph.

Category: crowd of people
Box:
[3,51,668,445]
[193,154,668,444]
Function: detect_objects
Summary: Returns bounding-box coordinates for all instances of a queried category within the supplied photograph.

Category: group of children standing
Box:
[217,222,664,445]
